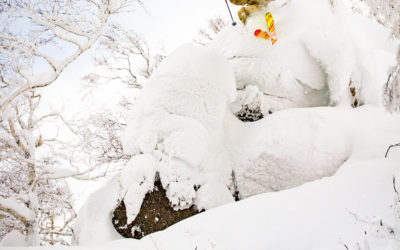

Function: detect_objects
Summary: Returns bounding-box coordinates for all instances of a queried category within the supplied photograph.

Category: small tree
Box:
[356,0,400,112]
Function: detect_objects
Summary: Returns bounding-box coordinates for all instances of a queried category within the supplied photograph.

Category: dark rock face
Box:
[235,104,265,122]
[112,180,199,239]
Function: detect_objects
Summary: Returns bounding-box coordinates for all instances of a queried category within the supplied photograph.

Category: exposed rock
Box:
[235,104,264,122]
[112,180,199,239]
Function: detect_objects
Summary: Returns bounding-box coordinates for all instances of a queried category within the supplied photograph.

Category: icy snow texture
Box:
[209,0,398,114]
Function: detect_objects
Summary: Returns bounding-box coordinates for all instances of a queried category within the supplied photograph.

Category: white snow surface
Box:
[5,155,400,249]
[68,0,400,248]
[72,176,123,246]
[226,105,400,198]
[195,182,235,211]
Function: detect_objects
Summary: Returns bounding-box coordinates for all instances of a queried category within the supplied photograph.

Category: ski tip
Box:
[254,29,271,40]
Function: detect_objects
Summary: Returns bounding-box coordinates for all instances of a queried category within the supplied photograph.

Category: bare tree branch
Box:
[194,17,229,45]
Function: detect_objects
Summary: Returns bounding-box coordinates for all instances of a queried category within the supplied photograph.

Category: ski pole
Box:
[224,0,237,26]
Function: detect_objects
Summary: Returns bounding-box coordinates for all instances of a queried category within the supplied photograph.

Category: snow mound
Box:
[210,0,398,115]
[225,105,400,198]
[195,183,235,211]
[72,176,123,246]
[120,43,237,219]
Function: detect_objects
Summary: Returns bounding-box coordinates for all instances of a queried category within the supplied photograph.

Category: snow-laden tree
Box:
[355,0,400,112]
[0,0,140,246]
[384,48,400,113]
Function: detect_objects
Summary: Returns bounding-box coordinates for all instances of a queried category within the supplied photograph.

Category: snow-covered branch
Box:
[0,197,35,226]
[34,113,78,135]
[0,0,138,111]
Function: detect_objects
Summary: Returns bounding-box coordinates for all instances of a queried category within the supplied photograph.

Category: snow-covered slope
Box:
[68,0,400,247]
[142,156,400,250]
[4,155,400,249]
[72,104,400,246]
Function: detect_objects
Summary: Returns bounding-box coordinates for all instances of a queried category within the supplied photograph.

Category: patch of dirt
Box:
[112,180,199,239]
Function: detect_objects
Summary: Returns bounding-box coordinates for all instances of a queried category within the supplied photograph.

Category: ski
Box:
[265,12,277,44]
[253,12,277,45]
[254,29,270,40]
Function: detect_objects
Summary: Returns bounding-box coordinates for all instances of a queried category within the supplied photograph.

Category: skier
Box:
[225,0,277,44]
[229,0,273,24]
